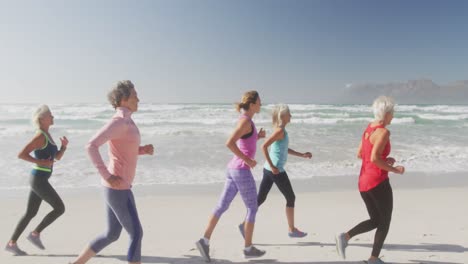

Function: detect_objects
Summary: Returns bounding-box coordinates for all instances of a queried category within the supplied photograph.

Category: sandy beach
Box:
[1,174,467,264]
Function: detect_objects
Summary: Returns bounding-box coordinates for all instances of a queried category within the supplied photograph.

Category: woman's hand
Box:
[106,175,123,188]
[141,144,154,155]
[271,166,280,175]
[302,152,312,159]
[245,158,257,168]
[393,166,405,174]
[60,136,69,149]
[257,128,266,139]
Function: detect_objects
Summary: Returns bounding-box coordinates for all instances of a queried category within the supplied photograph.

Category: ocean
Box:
[1,103,467,190]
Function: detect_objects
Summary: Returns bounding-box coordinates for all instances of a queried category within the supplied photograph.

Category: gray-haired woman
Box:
[335,96,405,264]
[5,105,68,255]
[72,80,153,264]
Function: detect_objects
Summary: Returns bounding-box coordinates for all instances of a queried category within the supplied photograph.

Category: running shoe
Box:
[4,243,27,256]
[195,238,211,262]
[367,258,386,264]
[335,232,348,259]
[244,246,266,258]
[27,232,45,250]
[288,228,308,238]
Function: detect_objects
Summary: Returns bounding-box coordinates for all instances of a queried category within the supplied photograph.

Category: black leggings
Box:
[10,174,65,242]
[348,179,393,257]
[257,169,296,208]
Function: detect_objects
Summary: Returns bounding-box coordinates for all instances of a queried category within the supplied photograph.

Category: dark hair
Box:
[107,80,135,109]
[235,90,259,112]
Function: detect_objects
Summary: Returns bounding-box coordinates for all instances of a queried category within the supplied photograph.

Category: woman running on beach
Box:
[71,81,154,264]
[5,105,68,255]
[250,104,311,238]
[335,96,405,264]
[196,91,266,262]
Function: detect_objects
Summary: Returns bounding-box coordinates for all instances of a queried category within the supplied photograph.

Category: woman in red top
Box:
[335,96,405,264]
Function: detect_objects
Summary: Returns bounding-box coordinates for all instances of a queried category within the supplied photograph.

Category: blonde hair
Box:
[108,80,135,109]
[235,90,259,112]
[32,105,51,128]
[272,104,290,127]
[372,96,395,121]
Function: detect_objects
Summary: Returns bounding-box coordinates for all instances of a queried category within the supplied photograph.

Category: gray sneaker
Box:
[195,238,211,262]
[367,258,386,264]
[5,243,27,256]
[27,233,45,250]
[243,246,266,258]
[335,232,348,259]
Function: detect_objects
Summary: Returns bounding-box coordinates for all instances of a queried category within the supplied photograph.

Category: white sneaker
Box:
[335,232,348,259]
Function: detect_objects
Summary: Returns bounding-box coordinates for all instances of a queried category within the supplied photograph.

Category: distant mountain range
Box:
[339,79,468,104]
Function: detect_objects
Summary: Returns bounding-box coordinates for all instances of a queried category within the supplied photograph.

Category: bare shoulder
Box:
[237,117,251,128]
[272,127,285,137]
[375,127,390,139]
[32,132,46,142]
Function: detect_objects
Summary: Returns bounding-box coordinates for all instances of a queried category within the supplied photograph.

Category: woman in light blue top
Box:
[257,104,312,238]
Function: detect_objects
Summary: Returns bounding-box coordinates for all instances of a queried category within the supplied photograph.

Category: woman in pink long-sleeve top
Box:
[72,80,154,264]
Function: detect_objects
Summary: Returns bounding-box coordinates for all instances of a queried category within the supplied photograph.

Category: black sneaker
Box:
[195,238,211,262]
[243,246,266,258]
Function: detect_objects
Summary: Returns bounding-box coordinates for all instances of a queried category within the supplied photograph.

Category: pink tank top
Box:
[358,124,391,192]
[227,115,257,170]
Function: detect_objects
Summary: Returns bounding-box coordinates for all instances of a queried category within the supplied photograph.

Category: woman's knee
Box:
[130,225,143,242]
[245,204,258,222]
[257,194,267,206]
[213,203,230,217]
[379,215,392,229]
[23,209,38,220]
[53,202,66,216]
[286,193,295,207]
[368,215,380,227]
[106,230,121,242]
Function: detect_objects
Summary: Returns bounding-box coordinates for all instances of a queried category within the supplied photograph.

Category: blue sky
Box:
[0,0,467,103]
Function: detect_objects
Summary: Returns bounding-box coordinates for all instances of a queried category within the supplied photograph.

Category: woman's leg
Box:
[368,180,393,258]
[347,190,380,239]
[206,172,238,239]
[9,190,42,243]
[232,170,258,247]
[31,177,65,234]
[106,189,143,263]
[73,188,123,264]
[272,171,296,231]
[257,169,274,207]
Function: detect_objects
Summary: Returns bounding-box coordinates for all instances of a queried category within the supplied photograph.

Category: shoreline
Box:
[1,171,468,199]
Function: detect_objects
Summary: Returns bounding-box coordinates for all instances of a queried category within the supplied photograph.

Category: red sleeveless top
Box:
[358,124,391,192]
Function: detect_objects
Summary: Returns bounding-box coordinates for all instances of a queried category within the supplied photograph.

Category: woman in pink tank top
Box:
[196,91,268,261]
[335,96,405,264]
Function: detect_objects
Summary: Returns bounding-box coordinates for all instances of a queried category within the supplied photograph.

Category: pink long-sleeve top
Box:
[86,107,145,190]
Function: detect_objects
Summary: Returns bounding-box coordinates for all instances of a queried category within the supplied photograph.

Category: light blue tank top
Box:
[264,129,289,172]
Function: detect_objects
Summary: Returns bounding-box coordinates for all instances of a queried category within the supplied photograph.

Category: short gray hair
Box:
[32,105,51,128]
[372,96,395,121]
[107,80,135,109]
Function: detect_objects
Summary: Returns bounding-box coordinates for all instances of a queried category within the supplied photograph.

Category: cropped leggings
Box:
[90,187,143,263]
[213,169,258,223]
[257,169,296,208]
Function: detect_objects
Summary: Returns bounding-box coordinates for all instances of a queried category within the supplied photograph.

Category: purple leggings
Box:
[213,169,258,223]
